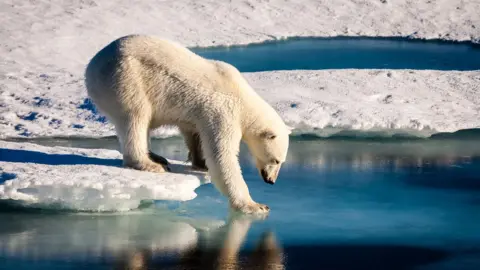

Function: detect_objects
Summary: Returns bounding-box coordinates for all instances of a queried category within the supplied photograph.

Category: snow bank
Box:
[1,70,478,139]
[1,0,479,76]
[0,0,479,138]
[246,70,480,136]
[0,141,210,211]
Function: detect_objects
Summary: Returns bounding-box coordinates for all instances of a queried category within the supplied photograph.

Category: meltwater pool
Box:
[192,37,480,72]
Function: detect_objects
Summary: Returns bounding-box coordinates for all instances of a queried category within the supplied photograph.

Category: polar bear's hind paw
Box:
[125,159,169,173]
[149,151,170,166]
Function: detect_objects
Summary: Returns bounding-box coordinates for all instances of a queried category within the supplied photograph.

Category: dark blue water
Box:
[192,37,480,71]
[1,138,479,269]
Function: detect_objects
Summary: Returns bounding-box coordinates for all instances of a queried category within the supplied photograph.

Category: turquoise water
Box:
[192,37,480,71]
[1,137,479,269]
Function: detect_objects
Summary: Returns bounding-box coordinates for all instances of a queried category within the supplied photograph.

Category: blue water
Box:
[192,37,480,71]
[1,137,479,269]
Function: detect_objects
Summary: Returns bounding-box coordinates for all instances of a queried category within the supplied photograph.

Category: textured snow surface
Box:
[0,0,479,139]
[246,70,480,136]
[0,141,209,211]
[1,70,479,138]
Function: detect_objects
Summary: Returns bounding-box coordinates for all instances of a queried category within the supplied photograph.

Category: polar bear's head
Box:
[246,126,291,185]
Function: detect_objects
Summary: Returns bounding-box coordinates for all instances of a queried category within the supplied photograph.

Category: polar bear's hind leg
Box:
[181,129,207,171]
[149,151,170,168]
[147,130,171,170]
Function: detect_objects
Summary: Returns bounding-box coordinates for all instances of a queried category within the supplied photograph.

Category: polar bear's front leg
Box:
[198,120,269,215]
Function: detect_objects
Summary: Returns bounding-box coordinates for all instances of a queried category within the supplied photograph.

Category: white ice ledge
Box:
[1,0,480,139]
[0,141,210,212]
[247,70,480,137]
[2,70,478,139]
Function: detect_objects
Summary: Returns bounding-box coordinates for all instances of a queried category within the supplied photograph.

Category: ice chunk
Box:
[0,141,210,212]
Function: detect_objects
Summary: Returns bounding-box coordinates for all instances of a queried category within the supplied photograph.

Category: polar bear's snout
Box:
[260,164,281,185]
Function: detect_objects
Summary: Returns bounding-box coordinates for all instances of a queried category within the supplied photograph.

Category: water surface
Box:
[192,37,480,71]
[1,137,479,269]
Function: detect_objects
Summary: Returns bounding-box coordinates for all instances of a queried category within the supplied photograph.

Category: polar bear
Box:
[85,35,290,214]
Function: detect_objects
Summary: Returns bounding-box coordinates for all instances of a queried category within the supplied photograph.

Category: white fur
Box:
[85,35,290,214]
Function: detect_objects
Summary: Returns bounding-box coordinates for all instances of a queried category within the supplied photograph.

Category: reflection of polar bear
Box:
[118,216,285,270]
[85,35,290,214]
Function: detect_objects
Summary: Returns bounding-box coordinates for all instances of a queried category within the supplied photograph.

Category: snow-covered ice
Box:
[1,70,479,139]
[0,141,209,211]
[1,0,479,75]
[1,0,479,210]
[247,70,480,137]
[1,0,479,139]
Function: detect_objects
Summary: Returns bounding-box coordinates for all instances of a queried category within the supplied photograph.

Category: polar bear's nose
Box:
[264,179,275,185]
[261,169,275,185]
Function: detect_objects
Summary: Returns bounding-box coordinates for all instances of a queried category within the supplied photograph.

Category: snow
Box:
[247,70,480,137]
[0,141,210,211]
[1,0,479,139]
[1,1,479,74]
[1,70,479,139]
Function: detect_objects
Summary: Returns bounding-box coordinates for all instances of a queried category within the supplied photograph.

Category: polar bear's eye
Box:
[272,159,280,165]
[261,131,277,140]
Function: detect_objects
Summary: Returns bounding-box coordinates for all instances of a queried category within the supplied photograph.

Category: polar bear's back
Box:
[86,35,251,100]
[86,35,211,83]
[117,35,208,69]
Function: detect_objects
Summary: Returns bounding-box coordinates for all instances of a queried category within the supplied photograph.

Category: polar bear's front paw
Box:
[125,160,170,173]
[232,201,270,215]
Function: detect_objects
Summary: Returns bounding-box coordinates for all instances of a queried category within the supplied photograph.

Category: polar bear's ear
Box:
[286,125,294,134]
[261,130,277,140]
